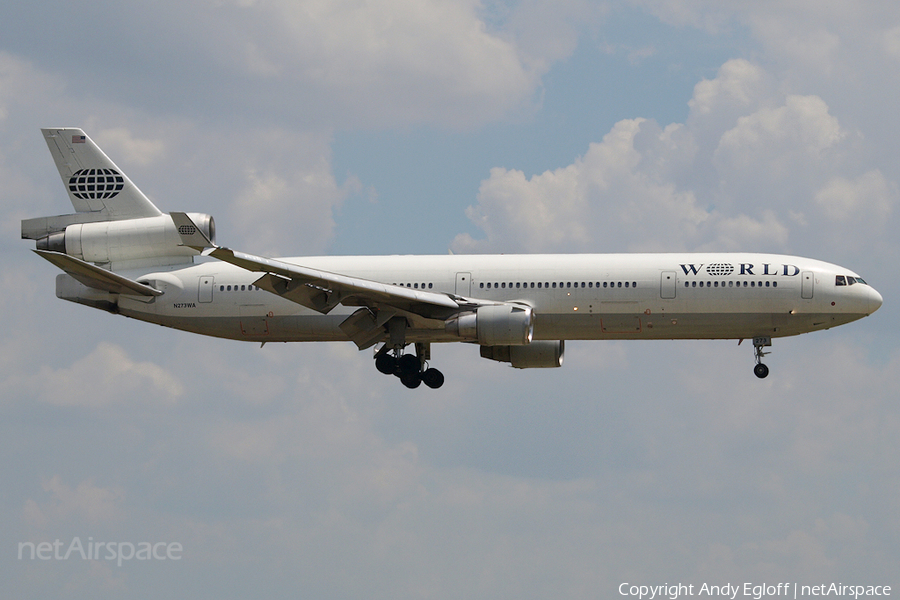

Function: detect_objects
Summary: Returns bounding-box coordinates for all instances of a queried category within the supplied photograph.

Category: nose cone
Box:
[869,287,883,314]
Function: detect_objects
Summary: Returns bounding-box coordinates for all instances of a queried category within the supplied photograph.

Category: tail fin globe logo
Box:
[68,168,125,201]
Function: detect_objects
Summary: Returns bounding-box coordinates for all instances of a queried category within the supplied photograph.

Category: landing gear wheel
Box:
[421,368,445,389]
[397,353,420,376]
[754,363,769,379]
[375,353,397,375]
[400,372,422,388]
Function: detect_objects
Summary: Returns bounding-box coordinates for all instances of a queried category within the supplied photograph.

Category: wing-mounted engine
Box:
[448,304,534,346]
[480,340,565,368]
[29,213,215,269]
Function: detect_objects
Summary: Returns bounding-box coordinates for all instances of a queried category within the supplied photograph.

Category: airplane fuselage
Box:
[86,252,880,344]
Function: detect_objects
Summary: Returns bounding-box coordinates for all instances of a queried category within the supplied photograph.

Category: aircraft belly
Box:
[117,308,352,342]
[532,311,847,340]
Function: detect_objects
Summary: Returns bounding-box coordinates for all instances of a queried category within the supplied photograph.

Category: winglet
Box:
[170,212,214,252]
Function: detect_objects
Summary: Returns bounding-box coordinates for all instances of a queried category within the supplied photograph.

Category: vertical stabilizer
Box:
[41,128,162,219]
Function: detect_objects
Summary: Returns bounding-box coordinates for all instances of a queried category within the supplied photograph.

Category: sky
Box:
[2,1,899,598]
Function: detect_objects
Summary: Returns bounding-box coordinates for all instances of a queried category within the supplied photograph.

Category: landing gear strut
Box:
[373,322,444,389]
[752,336,771,379]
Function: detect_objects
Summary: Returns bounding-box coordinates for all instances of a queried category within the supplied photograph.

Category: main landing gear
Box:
[374,317,444,389]
[374,343,445,389]
[752,336,771,379]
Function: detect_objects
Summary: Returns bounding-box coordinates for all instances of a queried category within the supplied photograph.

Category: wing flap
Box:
[34,250,163,297]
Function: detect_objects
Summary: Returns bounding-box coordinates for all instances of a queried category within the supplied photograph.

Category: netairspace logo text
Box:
[18,537,182,567]
[618,582,892,600]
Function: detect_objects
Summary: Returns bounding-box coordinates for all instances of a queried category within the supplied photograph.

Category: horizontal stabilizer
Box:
[34,250,163,297]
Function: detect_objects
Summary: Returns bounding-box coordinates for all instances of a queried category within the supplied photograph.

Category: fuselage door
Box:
[801,271,814,299]
[660,271,677,299]
[199,276,214,303]
[455,272,471,296]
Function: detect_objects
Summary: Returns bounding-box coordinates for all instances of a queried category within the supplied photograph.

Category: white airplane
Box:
[23,128,883,389]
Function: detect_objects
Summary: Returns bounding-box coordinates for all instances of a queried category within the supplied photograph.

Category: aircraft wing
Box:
[170,212,475,323]
[34,250,163,297]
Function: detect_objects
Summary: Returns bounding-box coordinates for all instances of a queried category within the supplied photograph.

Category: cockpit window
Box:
[836,274,869,286]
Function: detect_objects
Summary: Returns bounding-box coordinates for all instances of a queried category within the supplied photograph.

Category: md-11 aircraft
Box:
[22,128,883,389]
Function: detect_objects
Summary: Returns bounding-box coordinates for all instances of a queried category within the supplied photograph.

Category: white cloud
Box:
[883,26,900,61]
[0,52,63,123]
[814,170,895,224]
[688,58,770,118]
[35,342,183,408]
[22,476,126,529]
[453,118,709,253]
[453,56,896,256]
[93,128,166,168]
[195,0,543,129]
[225,129,347,255]
[714,95,846,175]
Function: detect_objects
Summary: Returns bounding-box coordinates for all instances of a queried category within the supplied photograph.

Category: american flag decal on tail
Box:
[72,135,85,143]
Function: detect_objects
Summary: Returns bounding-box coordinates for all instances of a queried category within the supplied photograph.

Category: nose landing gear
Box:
[752,336,771,379]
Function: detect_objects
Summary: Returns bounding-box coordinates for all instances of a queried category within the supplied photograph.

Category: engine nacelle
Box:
[36,213,215,267]
[480,340,565,368]
[450,304,534,346]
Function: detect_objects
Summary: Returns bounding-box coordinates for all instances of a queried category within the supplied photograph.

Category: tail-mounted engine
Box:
[33,213,215,268]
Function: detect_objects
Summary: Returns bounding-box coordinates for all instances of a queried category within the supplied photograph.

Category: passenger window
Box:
[552,282,557,288]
